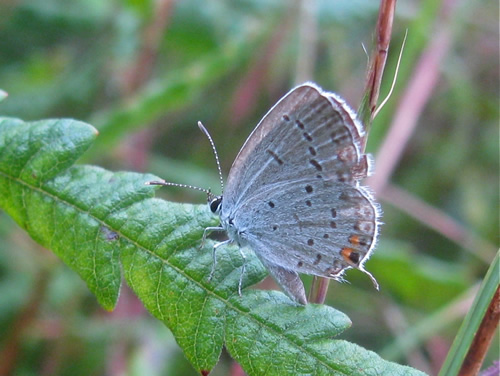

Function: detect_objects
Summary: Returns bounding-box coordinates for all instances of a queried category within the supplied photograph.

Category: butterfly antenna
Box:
[197,121,224,194]
[145,180,213,197]
[373,29,408,120]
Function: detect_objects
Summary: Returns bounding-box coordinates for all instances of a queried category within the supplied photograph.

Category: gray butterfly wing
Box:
[234,177,378,278]
[220,83,380,302]
[258,259,308,305]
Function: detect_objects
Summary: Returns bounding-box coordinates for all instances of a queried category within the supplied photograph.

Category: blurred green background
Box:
[0,0,498,375]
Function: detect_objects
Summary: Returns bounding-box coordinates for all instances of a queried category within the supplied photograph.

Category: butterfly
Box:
[148,82,381,304]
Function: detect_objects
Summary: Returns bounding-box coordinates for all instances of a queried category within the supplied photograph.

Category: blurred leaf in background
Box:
[0,0,498,375]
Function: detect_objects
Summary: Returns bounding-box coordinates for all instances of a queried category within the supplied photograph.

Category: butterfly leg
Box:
[208,239,232,282]
[237,247,246,297]
[199,226,225,250]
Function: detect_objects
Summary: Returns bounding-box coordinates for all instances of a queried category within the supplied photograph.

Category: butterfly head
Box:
[208,195,223,215]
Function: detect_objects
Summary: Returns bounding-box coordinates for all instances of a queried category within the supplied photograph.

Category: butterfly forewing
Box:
[223,83,368,213]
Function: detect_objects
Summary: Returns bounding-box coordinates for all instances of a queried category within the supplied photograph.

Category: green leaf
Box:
[438,251,500,376]
[0,117,427,375]
[0,117,158,309]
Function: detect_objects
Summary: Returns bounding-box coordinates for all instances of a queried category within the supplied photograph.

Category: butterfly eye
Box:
[209,196,223,214]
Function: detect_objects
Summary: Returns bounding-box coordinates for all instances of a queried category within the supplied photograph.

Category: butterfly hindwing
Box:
[234,178,378,279]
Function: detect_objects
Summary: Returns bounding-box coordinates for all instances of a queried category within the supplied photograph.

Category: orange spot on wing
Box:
[349,235,360,246]
[341,248,354,262]
[341,248,360,265]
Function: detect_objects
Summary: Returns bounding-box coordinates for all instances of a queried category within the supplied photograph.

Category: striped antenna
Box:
[197,121,224,194]
[145,121,224,200]
[145,180,212,196]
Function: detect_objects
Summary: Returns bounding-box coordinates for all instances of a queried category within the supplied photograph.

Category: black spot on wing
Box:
[309,159,322,171]
[266,149,284,165]
[314,254,322,265]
